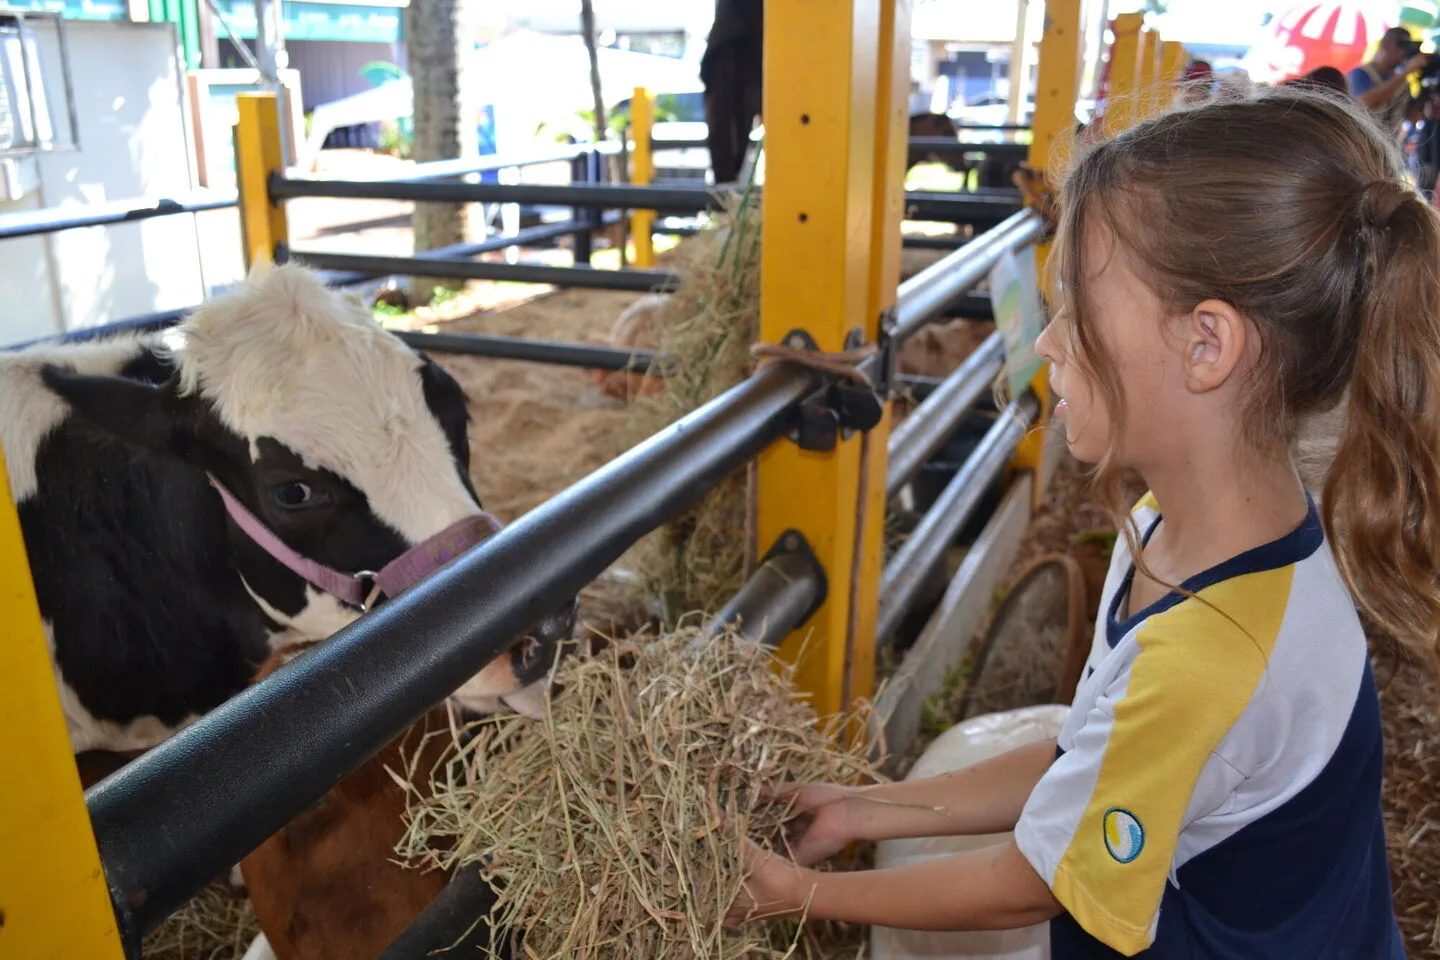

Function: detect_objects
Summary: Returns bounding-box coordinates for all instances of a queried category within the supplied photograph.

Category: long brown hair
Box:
[1047,85,1440,666]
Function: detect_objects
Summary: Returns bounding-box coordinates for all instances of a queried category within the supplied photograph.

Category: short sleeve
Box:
[1013,595,1282,955]
[1348,66,1375,96]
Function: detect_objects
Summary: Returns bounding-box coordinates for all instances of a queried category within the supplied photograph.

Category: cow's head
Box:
[41,263,574,715]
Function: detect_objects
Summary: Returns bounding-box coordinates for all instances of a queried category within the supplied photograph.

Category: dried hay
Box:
[397,625,883,959]
[1375,643,1440,958]
[142,883,258,960]
[607,189,764,623]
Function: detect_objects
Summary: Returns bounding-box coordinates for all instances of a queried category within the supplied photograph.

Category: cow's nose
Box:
[513,597,579,683]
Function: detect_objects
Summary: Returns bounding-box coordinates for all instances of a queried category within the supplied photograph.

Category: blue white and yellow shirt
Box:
[1014,492,1403,958]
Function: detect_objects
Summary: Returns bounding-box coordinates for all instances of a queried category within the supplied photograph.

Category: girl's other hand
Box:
[764,781,860,866]
[724,838,811,928]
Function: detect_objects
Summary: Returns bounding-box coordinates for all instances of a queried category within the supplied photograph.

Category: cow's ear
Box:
[40,365,200,457]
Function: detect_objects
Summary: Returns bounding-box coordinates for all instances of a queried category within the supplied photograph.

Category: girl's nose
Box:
[1034,322,1059,365]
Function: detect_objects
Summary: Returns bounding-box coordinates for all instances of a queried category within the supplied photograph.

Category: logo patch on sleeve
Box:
[1103,808,1145,863]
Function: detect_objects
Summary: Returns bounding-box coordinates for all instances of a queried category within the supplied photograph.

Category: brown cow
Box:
[239,642,517,960]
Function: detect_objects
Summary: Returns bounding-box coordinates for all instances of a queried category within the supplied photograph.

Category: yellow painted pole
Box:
[848,0,911,717]
[1102,12,1144,137]
[1160,40,1187,87]
[1009,0,1083,503]
[758,0,885,719]
[0,454,126,958]
[235,91,289,270]
[1138,28,1160,117]
[631,86,656,269]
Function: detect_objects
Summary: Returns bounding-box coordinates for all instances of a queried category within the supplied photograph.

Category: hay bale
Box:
[397,626,883,959]
[142,883,259,960]
[609,191,763,622]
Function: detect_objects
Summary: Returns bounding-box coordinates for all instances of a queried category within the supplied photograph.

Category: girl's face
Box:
[1034,225,1185,468]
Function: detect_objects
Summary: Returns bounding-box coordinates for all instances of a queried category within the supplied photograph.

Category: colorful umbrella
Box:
[1247,2,1393,84]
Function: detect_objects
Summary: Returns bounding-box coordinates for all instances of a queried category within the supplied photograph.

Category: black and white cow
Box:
[1,262,575,758]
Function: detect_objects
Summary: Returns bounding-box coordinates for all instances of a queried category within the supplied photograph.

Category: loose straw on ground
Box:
[142,883,259,960]
[397,625,884,959]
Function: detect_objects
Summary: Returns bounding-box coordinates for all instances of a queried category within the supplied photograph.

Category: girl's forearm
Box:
[791,841,1060,931]
[838,739,1056,844]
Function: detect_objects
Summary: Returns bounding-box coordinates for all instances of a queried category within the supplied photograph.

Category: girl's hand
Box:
[765,782,860,866]
[724,838,813,928]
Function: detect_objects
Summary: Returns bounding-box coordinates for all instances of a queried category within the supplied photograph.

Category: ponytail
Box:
[1322,182,1440,667]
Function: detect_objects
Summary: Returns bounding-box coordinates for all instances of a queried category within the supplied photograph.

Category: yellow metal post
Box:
[1160,40,1188,87]
[235,91,289,270]
[0,455,126,959]
[1009,0,1083,503]
[1102,12,1144,137]
[758,0,893,719]
[849,0,911,716]
[1138,28,1160,117]
[631,86,656,269]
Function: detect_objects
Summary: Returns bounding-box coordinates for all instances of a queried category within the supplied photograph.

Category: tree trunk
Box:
[406,0,476,306]
[580,0,607,143]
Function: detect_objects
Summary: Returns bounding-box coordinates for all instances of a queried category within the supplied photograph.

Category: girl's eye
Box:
[271,482,322,509]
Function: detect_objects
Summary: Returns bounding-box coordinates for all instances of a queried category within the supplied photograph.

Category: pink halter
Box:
[207,473,502,610]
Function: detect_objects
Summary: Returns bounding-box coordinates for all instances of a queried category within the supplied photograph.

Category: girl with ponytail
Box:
[724,87,1429,958]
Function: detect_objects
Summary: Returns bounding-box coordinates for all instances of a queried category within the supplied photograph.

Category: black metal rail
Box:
[908,138,1030,159]
[394,330,659,373]
[318,213,623,287]
[270,176,726,213]
[388,142,621,183]
[291,250,677,293]
[876,397,1038,646]
[886,334,1006,498]
[0,190,238,241]
[84,360,822,952]
[892,209,1043,343]
[271,176,1022,227]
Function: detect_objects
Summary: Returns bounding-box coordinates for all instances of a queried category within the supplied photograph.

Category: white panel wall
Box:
[0,19,211,346]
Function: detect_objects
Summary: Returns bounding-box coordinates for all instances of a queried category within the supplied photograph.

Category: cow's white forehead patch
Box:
[165,263,478,544]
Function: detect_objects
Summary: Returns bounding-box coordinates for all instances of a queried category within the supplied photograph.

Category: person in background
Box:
[1282,65,1350,97]
[1178,60,1214,104]
[1348,27,1429,143]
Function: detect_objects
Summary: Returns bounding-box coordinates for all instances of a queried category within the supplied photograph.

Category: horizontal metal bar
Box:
[84,360,822,943]
[705,545,827,650]
[4,308,189,352]
[953,123,1032,131]
[876,396,1037,647]
[378,867,504,959]
[903,190,1023,227]
[290,250,677,293]
[394,330,658,373]
[886,333,1007,498]
[271,176,1020,228]
[270,176,726,213]
[908,138,1030,158]
[0,190,238,241]
[892,209,1043,343]
[902,234,967,250]
[318,214,621,287]
[391,142,622,183]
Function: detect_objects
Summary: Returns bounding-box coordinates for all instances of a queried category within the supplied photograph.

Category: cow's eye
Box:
[271,482,324,509]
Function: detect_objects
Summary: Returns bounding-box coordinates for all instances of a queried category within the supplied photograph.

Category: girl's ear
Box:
[1180,299,1248,394]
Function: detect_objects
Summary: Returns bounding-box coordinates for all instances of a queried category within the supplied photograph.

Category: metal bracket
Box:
[706,529,830,648]
[778,328,886,452]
